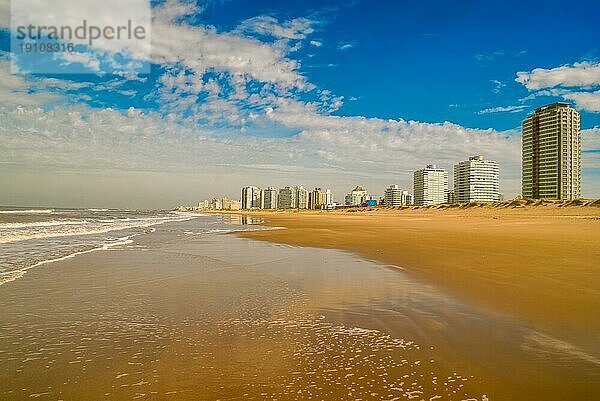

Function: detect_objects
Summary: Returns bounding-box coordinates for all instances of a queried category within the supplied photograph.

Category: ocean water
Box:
[0,207,201,285]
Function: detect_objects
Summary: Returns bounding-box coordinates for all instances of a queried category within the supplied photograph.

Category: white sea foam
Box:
[0,233,142,286]
[0,209,54,214]
[0,215,195,244]
[0,220,88,229]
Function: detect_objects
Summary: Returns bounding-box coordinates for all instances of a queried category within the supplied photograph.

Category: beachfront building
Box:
[384,185,402,206]
[296,186,309,209]
[241,186,261,209]
[197,200,209,210]
[210,198,222,210]
[325,189,333,207]
[309,188,326,209]
[413,165,448,206]
[345,185,368,206]
[453,155,500,203]
[261,187,278,209]
[278,186,297,209]
[522,102,581,200]
[221,197,241,210]
[401,190,413,206]
[447,189,456,204]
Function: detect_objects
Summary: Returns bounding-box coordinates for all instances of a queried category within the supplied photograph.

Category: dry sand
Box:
[232,205,600,346]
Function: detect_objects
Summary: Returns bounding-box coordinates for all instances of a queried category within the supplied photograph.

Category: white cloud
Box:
[561,90,600,113]
[236,15,315,40]
[338,42,354,51]
[490,79,506,93]
[310,40,323,47]
[11,0,152,62]
[515,62,600,113]
[516,62,600,90]
[150,2,309,90]
[477,105,527,115]
[60,52,102,72]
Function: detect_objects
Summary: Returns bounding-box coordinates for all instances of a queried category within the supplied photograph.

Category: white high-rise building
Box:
[261,187,278,209]
[413,165,448,206]
[400,190,413,206]
[325,189,333,207]
[278,186,296,209]
[241,186,261,209]
[453,155,499,203]
[384,185,402,206]
[522,102,581,200]
[296,186,309,209]
[345,185,368,206]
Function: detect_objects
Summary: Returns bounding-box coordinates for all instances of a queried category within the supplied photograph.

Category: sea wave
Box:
[0,215,196,244]
[0,209,54,214]
[0,234,141,286]
[0,220,88,229]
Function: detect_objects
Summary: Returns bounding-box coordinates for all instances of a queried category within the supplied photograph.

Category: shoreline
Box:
[222,205,600,347]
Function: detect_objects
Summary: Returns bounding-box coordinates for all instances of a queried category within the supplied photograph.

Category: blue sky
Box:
[1,0,599,207]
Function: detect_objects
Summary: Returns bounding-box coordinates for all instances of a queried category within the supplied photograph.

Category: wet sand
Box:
[1,214,599,400]
[233,207,600,340]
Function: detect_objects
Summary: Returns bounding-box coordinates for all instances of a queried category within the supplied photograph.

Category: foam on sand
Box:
[0,234,138,286]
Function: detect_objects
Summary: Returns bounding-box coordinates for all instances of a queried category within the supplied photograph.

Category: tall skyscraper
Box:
[453,155,499,203]
[241,186,261,209]
[413,165,448,206]
[522,102,581,200]
[261,187,278,209]
[383,184,402,206]
[277,186,296,209]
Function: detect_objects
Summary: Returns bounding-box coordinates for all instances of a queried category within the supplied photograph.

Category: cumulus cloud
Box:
[150,3,310,91]
[561,90,600,113]
[516,61,600,113]
[516,62,600,90]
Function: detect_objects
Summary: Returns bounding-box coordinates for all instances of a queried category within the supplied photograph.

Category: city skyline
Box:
[1,0,600,208]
